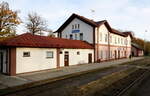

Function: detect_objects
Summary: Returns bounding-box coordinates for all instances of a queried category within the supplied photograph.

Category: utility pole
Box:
[90,9,95,20]
[144,30,147,55]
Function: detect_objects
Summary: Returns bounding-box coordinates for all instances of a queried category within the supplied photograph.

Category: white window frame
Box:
[46,51,54,58]
[79,33,83,40]
[23,52,30,57]
[75,34,77,40]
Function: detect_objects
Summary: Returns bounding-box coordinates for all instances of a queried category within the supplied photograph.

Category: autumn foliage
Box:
[132,37,150,55]
[0,1,21,38]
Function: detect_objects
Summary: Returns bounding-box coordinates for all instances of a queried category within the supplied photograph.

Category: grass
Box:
[120,57,150,67]
[72,67,137,96]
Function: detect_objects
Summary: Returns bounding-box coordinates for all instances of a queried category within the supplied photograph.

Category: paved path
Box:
[0,57,144,90]
[5,65,130,96]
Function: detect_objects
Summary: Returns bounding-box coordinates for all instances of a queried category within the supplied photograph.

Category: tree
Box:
[132,37,150,56]
[47,29,55,37]
[25,12,48,35]
[0,1,20,37]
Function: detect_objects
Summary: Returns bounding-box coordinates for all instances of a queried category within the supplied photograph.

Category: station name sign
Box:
[72,30,80,33]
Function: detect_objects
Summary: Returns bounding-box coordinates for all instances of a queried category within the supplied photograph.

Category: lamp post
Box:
[90,9,95,20]
[144,30,147,55]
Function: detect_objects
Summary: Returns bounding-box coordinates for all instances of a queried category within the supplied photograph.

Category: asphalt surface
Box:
[4,65,129,96]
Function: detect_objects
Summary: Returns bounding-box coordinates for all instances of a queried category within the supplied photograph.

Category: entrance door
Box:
[64,52,69,66]
[118,50,120,59]
[124,51,126,57]
[114,50,117,59]
[0,52,3,73]
[0,51,7,74]
[88,53,92,63]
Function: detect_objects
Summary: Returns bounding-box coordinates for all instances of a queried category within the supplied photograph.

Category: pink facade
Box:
[57,13,133,63]
[95,44,131,62]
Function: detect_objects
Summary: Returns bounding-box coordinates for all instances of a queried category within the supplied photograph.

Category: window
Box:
[101,50,103,59]
[77,51,80,55]
[59,51,63,54]
[46,51,53,58]
[75,34,77,40]
[121,38,123,44]
[23,52,30,57]
[78,24,80,29]
[110,36,112,43]
[65,51,69,55]
[100,33,102,41]
[118,38,120,44]
[79,33,83,40]
[72,25,74,29]
[105,51,108,59]
[70,34,73,39]
[115,37,117,44]
[75,24,77,29]
[105,34,108,42]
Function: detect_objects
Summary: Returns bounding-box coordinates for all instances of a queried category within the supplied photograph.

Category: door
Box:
[88,53,92,63]
[64,52,69,66]
[114,50,117,59]
[0,50,7,74]
[124,51,126,57]
[118,50,120,59]
[0,52,3,73]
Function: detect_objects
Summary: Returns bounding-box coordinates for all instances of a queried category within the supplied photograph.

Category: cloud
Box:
[2,0,150,41]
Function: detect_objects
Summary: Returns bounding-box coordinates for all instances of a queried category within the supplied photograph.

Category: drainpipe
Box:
[93,27,96,63]
[108,31,110,60]
[97,27,99,62]
[126,38,127,58]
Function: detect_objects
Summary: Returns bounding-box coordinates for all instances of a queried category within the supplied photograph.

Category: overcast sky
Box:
[2,0,150,41]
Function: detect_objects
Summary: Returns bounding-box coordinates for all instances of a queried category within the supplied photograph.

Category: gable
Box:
[56,13,97,33]
[61,18,94,44]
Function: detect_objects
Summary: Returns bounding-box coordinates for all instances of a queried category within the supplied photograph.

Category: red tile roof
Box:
[0,33,94,49]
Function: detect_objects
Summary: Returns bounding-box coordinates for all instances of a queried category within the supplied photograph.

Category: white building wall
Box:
[16,47,94,74]
[109,33,127,47]
[61,18,94,44]
[95,24,132,61]
[59,49,94,67]
[16,48,57,74]
[98,24,109,44]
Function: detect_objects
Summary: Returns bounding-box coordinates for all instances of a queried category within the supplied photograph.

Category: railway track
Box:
[114,69,150,96]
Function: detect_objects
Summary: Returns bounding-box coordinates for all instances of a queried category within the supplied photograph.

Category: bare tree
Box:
[25,12,48,35]
[0,1,21,37]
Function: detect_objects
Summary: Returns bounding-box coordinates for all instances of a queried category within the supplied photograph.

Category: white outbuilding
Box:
[0,33,94,75]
